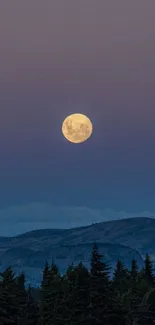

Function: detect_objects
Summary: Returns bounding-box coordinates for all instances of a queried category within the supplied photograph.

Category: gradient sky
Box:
[0,0,155,224]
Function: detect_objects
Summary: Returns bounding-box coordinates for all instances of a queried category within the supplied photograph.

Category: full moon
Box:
[62,113,93,143]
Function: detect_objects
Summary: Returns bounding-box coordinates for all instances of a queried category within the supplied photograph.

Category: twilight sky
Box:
[0,0,155,234]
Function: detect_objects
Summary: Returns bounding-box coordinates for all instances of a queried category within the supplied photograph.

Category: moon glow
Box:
[62,113,93,143]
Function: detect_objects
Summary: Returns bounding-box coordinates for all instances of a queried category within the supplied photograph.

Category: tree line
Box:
[0,242,155,325]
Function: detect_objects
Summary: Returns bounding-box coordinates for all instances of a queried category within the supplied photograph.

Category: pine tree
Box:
[89,242,111,324]
[25,284,39,325]
[0,266,19,323]
[65,263,77,314]
[39,262,61,325]
[143,254,154,285]
[0,273,16,324]
[71,262,90,325]
[53,275,71,325]
[90,242,110,279]
[128,259,141,320]
[131,259,139,283]
[66,263,77,291]
[48,263,62,324]
[16,271,28,323]
[39,261,51,325]
[113,259,129,294]
[109,260,130,324]
[54,263,77,325]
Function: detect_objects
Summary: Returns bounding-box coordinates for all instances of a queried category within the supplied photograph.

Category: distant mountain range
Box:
[0,216,154,286]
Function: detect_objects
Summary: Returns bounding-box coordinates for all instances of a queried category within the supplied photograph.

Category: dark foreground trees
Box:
[0,244,155,325]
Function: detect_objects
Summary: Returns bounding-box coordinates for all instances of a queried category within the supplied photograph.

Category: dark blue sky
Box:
[0,0,155,235]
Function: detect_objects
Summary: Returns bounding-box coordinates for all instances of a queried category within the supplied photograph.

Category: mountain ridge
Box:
[1,216,154,238]
[0,216,154,286]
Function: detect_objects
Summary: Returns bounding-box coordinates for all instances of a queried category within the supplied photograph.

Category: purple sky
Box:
[0,0,155,232]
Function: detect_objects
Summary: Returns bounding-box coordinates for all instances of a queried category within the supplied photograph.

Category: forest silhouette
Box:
[0,242,155,325]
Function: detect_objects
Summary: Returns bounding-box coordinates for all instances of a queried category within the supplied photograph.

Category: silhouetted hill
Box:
[0,217,154,285]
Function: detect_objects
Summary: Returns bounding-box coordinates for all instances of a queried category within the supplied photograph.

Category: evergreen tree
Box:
[113,259,129,294]
[53,274,70,325]
[89,242,111,324]
[25,284,39,325]
[0,266,19,324]
[55,263,77,325]
[39,261,51,325]
[66,263,77,291]
[16,271,28,323]
[131,259,139,283]
[109,260,130,324]
[143,254,154,285]
[128,259,141,321]
[90,242,110,279]
[39,262,61,325]
[0,272,15,324]
[71,262,90,325]
[48,262,62,323]
[65,263,77,314]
